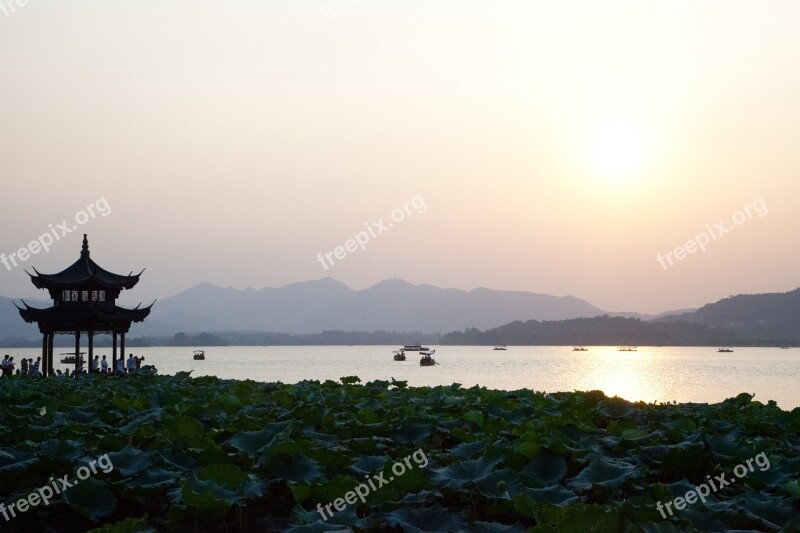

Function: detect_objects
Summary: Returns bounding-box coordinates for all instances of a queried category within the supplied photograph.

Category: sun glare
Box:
[590,121,649,182]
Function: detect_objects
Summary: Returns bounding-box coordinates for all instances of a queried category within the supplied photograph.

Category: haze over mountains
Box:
[141,278,610,336]
[0,278,648,340]
[1,280,796,345]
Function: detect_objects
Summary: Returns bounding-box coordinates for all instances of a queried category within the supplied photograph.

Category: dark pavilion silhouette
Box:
[15,234,154,376]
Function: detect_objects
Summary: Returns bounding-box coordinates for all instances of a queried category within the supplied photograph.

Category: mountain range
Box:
[442,288,799,345]
[140,278,611,336]
[1,279,796,345]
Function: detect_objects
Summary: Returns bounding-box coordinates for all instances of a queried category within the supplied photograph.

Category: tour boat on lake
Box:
[60,352,85,364]
[420,350,436,366]
[402,345,429,351]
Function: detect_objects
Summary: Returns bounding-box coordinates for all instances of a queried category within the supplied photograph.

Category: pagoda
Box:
[16,234,153,376]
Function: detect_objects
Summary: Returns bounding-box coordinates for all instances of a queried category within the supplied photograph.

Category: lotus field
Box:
[1,373,799,531]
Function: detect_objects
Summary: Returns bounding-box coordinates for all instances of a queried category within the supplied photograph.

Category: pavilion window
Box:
[91,290,97,301]
[82,291,88,301]
[98,291,105,301]
[63,290,71,302]
[72,290,78,301]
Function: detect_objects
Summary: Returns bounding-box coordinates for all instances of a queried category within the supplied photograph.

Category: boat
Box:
[59,352,85,364]
[493,345,507,351]
[393,350,406,361]
[402,345,429,351]
[420,351,436,366]
[193,350,206,360]
[572,346,588,352]
[779,346,790,349]
[717,348,733,353]
[618,347,638,352]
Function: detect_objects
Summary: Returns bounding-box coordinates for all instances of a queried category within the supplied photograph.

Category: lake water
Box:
[3,345,798,409]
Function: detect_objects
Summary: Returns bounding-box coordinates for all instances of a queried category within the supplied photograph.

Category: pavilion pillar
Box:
[74,331,80,375]
[41,334,48,377]
[112,332,118,374]
[120,333,126,372]
[88,330,94,374]
[47,333,54,375]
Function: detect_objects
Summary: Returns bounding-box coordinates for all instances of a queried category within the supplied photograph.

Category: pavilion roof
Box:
[15,300,153,330]
[27,235,143,290]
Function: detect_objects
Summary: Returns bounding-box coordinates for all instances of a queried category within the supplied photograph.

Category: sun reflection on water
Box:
[568,347,668,403]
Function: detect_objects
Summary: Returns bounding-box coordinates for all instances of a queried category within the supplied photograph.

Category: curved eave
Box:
[28,259,142,290]
[15,303,152,326]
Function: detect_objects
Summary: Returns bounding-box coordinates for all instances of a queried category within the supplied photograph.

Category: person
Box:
[27,358,34,376]
[115,357,124,375]
[101,355,108,373]
[136,355,143,370]
[20,357,28,376]
[33,357,41,377]
[91,355,99,373]
[1,355,10,377]
[126,354,136,373]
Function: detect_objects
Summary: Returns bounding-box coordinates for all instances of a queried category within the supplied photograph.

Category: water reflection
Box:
[2,345,797,408]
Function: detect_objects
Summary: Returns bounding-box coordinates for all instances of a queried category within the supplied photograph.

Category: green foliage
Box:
[0,374,798,531]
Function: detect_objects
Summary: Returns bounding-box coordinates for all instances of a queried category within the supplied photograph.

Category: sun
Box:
[590,121,649,182]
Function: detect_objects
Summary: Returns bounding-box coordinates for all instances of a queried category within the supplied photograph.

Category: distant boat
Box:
[60,352,85,364]
[493,345,507,351]
[572,346,588,352]
[618,347,638,352]
[420,350,436,366]
[717,348,733,353]
[779,346,790,349]
[193,350,206,360]
[402,345,429,351]
[393,350,406,361]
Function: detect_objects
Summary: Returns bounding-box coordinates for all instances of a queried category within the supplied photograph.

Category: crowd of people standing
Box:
[1,353,147,378]
[1,355,41,377]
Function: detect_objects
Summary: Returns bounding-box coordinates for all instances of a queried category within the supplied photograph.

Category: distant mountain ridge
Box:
[440,315,737,346]
[141,278,606,335]
[657,288,800,342]
[444,287,799,346]
[1,281,795,346]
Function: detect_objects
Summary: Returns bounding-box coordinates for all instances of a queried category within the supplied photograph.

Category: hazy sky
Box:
[1,1,798,314]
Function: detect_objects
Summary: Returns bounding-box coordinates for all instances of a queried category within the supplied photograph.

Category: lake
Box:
[3,345,798,409]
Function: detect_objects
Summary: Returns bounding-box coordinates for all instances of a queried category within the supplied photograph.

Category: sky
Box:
[0,0,798,314]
